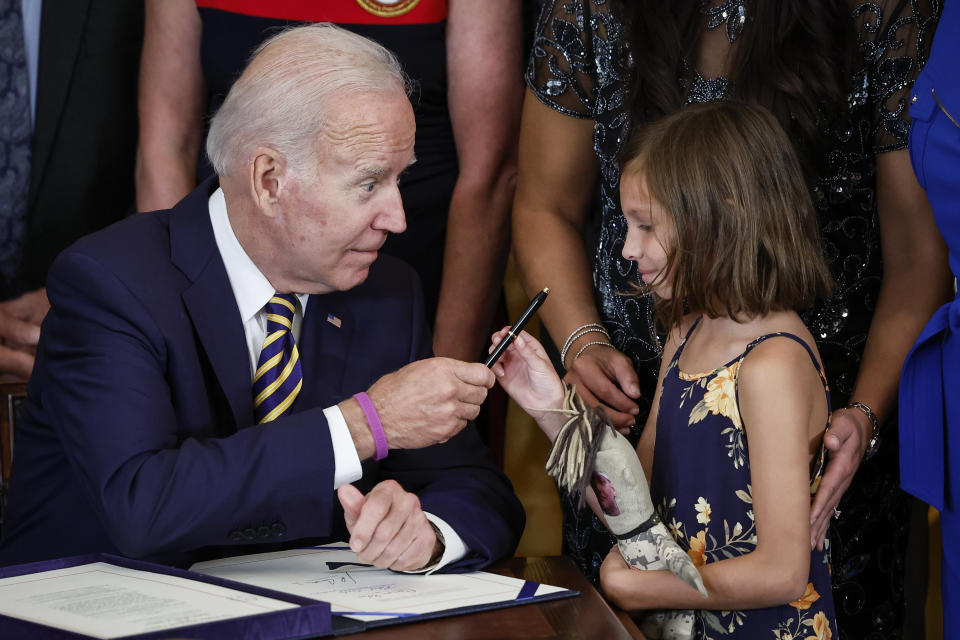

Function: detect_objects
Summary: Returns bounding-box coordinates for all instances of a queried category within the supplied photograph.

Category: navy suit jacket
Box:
[0,179,524,568]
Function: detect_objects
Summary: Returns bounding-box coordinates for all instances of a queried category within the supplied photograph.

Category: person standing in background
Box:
[0,0,143,382]
[900,0,960,635]
[516,2,952,637]
[136,0,523,367]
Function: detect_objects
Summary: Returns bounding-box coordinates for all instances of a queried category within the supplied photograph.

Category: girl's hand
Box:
[488,328,565,440]
[599,544,636,610]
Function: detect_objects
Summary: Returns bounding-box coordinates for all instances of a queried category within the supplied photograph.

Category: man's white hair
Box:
[206,23,412,177]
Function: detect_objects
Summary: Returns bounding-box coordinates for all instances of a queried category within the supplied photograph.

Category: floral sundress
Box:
[649,319,838,639]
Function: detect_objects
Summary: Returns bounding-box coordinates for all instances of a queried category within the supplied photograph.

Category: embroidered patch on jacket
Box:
[356,0,421,18]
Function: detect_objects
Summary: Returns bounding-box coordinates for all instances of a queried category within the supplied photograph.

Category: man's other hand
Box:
[367,357,495,450]
[0,289,49,382]
[338,481,441,571]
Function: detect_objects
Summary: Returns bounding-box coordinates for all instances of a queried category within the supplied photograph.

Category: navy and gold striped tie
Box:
[253,294,303,423]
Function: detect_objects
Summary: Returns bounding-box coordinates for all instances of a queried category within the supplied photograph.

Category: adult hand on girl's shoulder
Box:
[489,328,566,441]
[808,409,870,550]
[564,347,640,433]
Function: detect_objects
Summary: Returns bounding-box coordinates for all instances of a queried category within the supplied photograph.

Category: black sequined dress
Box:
[526,1,938,637]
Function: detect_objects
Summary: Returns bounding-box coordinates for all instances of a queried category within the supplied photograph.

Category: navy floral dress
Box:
[650,319,838,639]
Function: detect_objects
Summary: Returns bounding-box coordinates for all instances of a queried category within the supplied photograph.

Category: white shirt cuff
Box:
[324,406,362,489]
[403,513,468,575]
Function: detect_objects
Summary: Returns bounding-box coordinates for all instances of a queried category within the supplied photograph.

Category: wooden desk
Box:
[353,556,645,639]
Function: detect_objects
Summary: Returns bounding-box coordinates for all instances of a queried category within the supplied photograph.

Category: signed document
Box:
[192,544,572,623]
[0,562,297,639]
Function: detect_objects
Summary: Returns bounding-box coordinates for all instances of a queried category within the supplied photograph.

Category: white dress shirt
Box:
[208,188,465,570]
[21,0,42,123]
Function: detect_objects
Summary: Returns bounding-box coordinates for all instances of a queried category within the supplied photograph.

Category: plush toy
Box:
[545,385,707,640]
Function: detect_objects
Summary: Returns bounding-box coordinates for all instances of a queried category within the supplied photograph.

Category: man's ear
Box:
[250,146,286,215]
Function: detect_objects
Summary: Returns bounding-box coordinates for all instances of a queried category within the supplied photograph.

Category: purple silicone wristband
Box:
[353,392,388,461]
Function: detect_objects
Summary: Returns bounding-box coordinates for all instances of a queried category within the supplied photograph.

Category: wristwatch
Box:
[847,401,881,460]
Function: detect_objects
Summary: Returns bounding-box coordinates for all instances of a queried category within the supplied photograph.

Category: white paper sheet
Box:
[192,544,568,622]
[0,562,297,639]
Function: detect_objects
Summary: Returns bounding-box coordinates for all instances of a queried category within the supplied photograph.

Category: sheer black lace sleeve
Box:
[525,0,628,119]
[850,0,941,153]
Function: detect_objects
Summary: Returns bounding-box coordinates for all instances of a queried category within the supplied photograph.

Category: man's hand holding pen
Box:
[339,358,495,459]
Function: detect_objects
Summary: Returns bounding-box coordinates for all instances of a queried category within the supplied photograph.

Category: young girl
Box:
[494,101,838,638]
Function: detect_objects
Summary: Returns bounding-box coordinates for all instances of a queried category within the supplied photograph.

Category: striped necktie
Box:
[253,294,303,423]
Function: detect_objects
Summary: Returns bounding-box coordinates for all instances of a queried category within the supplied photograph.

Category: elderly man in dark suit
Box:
[0,0,143,381]
[0,23,524,571]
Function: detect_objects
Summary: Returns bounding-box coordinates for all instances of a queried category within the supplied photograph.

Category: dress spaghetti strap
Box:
[740,332,832,414]
[668,316,703,368]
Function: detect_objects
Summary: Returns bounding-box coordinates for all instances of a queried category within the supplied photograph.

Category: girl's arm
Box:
[602,337,825,611]
[493,321,685,520]
[492,323,673,523]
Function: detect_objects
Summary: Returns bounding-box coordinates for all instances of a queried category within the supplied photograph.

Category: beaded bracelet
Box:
[561,323,608,362]
[572,340,616,364]
[560,323,610,368]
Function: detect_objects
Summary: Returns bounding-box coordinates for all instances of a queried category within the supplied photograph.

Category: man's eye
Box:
[361,182,376,193]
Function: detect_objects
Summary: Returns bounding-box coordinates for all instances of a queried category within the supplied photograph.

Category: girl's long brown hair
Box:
[622,102,833,329]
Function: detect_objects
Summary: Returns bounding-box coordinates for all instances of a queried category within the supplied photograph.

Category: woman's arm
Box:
[513,94,641,429]
[135,0,205,211]
[431,0,523,362]
[602,338,824,610]
[808,149,953,547]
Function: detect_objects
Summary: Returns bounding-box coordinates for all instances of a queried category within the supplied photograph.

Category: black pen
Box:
[484,287,550,367]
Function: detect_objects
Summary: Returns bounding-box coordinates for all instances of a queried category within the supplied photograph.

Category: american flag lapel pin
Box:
[326,313,342,328]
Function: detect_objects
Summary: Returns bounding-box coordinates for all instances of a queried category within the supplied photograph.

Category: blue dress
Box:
[650,320,838,638]
[900,0,960,635]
